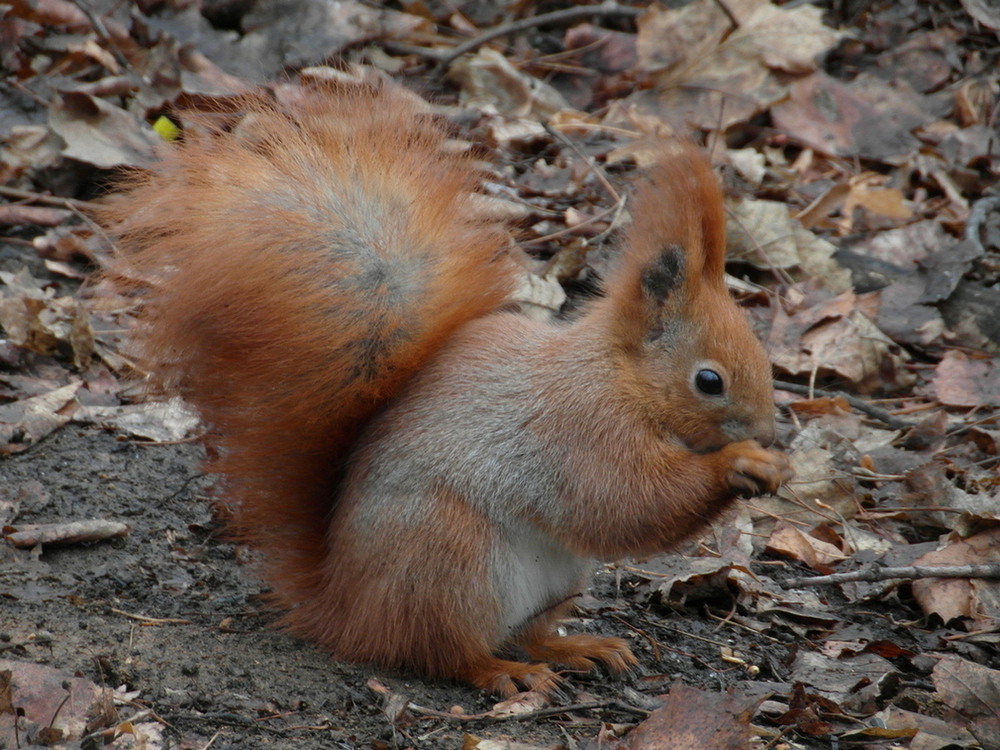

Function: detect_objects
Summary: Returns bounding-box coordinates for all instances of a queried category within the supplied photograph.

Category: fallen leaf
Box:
[0,660,118,746]
[932,655,1000,745]
[912,528,1000,628]
[623,684,762,749]
[790,650,898,704]
[772,72,929,160]
[49,92,162,168]
[931,352,1000,408]
[0,380,81,454]
[0,267,95,370]
[636,0,841,132]
[450,48,571,118]
[74,397,200,442]
[766,522,848,569]
[727,197,851,291]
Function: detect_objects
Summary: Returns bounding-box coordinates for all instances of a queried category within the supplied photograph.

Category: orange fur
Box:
[103,85,516,613]
[104,84,792,695]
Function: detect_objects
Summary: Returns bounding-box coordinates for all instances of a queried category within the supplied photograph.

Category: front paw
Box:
[720,440,793,497]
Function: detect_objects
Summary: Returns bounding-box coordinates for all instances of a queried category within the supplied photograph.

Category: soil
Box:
[0,423,851,749]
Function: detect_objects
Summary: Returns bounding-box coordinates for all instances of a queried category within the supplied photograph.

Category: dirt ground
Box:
[0,426,656,748]
[2,421,923,750]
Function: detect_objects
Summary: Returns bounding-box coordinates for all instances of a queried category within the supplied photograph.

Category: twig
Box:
[110,608,193,625]
[710,0,741,29]
[69,0,137,76]
[382,41,450,62]
[405,697,648,723]
[368,679,646,722]
[964,194,1000,255]
[774,379,916,430]
[536,120,629,258]
[0,204,73,227]
[0,185,99,212]
[783,563,1000,588]
[47,682,72,731]
[4,520,129,548]
[433,1,645,77]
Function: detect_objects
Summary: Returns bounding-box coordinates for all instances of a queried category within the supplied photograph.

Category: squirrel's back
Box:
[105,85,517,609]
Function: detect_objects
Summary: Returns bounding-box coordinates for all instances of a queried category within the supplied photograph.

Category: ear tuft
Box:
[640,244,685,304]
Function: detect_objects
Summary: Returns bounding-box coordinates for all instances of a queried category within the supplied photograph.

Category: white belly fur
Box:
[493,521,587,637]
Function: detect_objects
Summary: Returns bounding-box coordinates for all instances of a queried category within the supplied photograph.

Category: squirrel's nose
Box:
[753,416,776,447]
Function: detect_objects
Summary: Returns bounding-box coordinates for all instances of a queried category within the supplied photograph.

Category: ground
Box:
[3,426,843,749]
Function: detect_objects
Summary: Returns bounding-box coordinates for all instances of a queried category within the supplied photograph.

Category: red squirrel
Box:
[105,84,792,696]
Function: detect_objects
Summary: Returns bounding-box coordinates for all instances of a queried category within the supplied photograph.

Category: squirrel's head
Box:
[601,145,776,452]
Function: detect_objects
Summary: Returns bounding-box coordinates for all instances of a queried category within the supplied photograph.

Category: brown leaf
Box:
[768,291,914,392]
[932,655,1000,744]
[846,182,912,222]
[623,684,762,750]
[0,268,95,370]
[0,659,117,746]
[772,72,928,160]
[636,0,841,132]
[49,92,162,168]
[450,48,570,119]
[912,528,1000,628]
[765,522,848,570]
[0,381,80,454]
[932,352,1000,408]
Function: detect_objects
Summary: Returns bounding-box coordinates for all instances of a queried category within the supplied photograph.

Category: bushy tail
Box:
[103,84,517,610]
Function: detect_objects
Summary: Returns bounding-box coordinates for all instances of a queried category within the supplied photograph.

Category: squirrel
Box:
[104,83,793,696]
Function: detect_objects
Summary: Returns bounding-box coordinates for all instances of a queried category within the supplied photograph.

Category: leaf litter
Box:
[1,0,998,748]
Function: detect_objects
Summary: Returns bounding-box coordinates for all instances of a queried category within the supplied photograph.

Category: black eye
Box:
[695,368,724,396]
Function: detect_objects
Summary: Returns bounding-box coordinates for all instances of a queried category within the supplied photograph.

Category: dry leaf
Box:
[727,197,851,291]
[450,48,570,118]
[931,352,1000,408]
[0,659,118,746]
[0,381,81,454]
[49,92,162,169]
[74,397,201,443]
[912,528,1000,628]
[766,522,848,569]
[772,72,928,160]
[636,0,841,131]
[932,655,1000,745]
[623,684,762,750]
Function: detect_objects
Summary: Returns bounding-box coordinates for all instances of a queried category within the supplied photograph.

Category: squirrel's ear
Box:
[637,243,687,343]
[640,243,685,307]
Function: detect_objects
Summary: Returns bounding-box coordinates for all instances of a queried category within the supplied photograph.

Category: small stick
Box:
[405,697,648,723]
[69,0,137,76]
[0,204,73,227]
[0,185,99,211]
[783,563,1000,588]
[5,520,129,548]
[368,679,647,722]
[964,194,1000,255]
[774,379,916,430]
[110,608,193,625]
[433,2,644,76]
